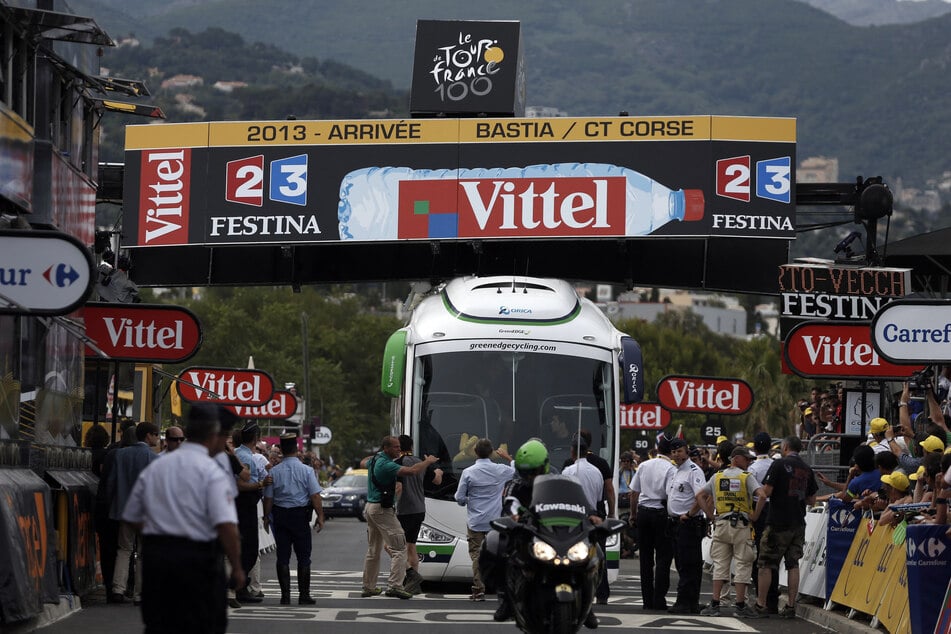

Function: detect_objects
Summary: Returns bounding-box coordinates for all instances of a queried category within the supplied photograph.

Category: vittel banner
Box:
[656,375,753,415]
[619,402,671,430]
[176,367,274,406]
[871,299,951,364]
[784,320,922,379]
[83,303,202,363]
[121,116,796,247]
[225,390,297,419]
[138,148,191,246]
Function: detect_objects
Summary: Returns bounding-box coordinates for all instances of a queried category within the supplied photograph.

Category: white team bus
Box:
[381,275,643,582]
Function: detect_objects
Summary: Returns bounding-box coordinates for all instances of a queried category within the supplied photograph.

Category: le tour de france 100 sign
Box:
[121,115,795,248]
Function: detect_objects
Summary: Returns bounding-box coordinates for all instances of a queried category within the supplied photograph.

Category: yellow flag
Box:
[170,380,182,417]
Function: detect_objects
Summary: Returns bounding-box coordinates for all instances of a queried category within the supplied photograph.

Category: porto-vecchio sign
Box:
[83,303,202,363]
[778,262,910,320]
[176,367,274,406]
[656,375,753,415]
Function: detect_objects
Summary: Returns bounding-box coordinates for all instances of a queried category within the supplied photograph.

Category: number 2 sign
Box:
[716,155,791,204]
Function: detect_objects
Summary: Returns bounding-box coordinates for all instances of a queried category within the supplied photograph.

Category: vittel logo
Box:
[657,375,753,415]
[103,317,184,350]
[460,177,622,233]
[139,149,191,245]
[498,306,532,316]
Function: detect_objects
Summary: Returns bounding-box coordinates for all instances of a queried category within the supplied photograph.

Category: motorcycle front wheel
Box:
[547,602,576,634]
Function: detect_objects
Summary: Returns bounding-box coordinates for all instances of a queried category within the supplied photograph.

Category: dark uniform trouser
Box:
[94,505,118,593]
[141,535,223,634]
[671,516,704,608]
[636,506,673,609]
[752,506,780,609]
[236,494,260,581]
[273,506,313,566]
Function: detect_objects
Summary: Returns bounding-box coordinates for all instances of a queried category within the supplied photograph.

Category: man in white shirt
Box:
[563,436,605,510]
[629,436,676,610]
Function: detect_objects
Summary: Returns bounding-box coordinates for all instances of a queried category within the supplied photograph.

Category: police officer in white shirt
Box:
[629,436,676,610]
[122,403,243,634]
[665,438,708,614]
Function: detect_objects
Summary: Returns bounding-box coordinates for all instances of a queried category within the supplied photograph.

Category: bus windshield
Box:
[410,344,615,501]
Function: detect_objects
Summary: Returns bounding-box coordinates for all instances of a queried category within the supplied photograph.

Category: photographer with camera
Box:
[361,436,438,600]
[885,381,947,473]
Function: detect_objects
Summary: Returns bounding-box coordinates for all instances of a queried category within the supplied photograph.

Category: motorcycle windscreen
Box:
[528,474,590,528]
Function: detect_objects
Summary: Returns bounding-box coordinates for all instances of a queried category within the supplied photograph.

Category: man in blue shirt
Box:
[108,421,159,604]
[454,438,515,601]
[263,434,323,605]
[362,436,438,599]
[234,421,270,604]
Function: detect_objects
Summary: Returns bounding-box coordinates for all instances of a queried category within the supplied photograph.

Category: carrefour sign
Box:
[871,299,951,364]
[0,230,93,315]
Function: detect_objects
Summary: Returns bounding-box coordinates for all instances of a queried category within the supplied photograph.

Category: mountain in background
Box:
[74,0,951,200]
[803,0,951,25]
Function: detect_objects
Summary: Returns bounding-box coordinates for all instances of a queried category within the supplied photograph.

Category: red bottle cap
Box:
[682,190,704,221]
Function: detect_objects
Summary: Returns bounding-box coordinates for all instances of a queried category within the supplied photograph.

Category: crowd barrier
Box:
[702,499,951,633]
[812,500,950,634]
[0,469,59,624]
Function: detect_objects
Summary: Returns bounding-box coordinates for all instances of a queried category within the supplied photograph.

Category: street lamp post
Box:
[301,311,310,450]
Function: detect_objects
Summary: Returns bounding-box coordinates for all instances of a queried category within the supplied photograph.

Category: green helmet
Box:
[515,439,550,477]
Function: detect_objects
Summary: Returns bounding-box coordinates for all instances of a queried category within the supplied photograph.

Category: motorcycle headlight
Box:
[566,540,591,562]
[531,539,557,562]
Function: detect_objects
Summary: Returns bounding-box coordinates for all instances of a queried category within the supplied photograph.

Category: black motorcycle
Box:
[489,475,625,634]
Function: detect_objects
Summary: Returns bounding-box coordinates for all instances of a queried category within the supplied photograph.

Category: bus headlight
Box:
[531,539,557,562]
[417,524,454,544]
[566,541,591,562]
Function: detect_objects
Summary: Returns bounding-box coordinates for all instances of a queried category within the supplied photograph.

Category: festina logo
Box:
[139,149,190,245]
[657,376,753,415]
[178,369,273,406]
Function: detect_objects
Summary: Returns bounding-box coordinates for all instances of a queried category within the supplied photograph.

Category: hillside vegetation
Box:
[79,0,951,192]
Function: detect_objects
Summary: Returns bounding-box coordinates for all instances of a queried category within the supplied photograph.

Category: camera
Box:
[909,367,934,392]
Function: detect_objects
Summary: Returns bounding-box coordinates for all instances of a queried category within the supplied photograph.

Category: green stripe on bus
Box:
[417,544,455,555]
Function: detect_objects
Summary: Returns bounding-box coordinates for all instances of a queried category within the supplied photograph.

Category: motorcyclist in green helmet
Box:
[502,438,552,519]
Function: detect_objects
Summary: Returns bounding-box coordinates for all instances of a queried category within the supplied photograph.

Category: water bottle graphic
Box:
[338,163,703,241]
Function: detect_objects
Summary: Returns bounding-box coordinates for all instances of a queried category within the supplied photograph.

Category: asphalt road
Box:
[40,516,837,633]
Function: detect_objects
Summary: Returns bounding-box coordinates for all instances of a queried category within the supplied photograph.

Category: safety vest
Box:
[713,471,753,515]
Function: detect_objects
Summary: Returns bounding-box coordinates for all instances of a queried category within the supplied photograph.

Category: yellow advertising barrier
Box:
[830,520,904,617]
[875,547,910,634]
